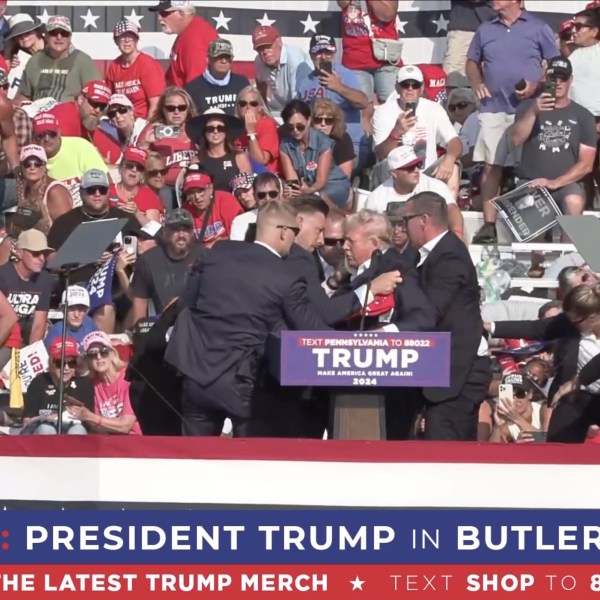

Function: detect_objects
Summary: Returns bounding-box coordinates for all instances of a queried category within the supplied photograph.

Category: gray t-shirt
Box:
[517,100,597,181]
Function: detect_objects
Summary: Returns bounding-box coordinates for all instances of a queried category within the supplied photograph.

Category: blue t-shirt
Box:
[45,316,98,354]
[296,62,363,150]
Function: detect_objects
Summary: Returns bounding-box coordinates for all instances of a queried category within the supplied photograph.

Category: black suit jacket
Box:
[285,244,360,326]
[165,241,330,387]
[342,247,436,332]
[494,313,579,399]
[418,231,485,402]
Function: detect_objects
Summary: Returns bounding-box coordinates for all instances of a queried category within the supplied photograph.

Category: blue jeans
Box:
[352,65,399,103]
[33,422,88,435]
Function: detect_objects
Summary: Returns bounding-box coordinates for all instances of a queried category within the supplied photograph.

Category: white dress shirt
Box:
[578,334,600,394]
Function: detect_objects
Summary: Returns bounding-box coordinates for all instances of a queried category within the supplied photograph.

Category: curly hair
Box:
[14,173,53,236]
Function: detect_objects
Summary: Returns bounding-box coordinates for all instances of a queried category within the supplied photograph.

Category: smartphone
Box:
[404,101,417,115]
[155,124,181,140]
[542,80,557,98]
[106,241,121,253]
[528,431,547,443]
[498,384,514,408]
[286,180,300,189]
[319,61,333,75]
[123,235,138,257]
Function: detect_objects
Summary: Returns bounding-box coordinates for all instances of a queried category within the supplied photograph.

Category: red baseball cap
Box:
[183,172,212,192]
[49,337,79,360]
[32,113,60,136]
[81,80,112,104]
[123,146,148,167]
[252,25,279,50]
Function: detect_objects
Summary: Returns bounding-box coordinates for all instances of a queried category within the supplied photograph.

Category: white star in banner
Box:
[37,8,51,25]
[256,12,276,27]
[300,13,320,34]
[396,18,408,34]
[350,576,365,591]
[124,8,144,29]
[80,8,100,30]
[431,13,449,34]
[212,10,231,31]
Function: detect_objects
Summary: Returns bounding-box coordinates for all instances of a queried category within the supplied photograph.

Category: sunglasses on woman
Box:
[205,125,227,133]
[107,107,130,118]
[52,358,77,368]
[314,115,334,125]
[147,168,168,177]
[287,122,306,132]
[165,104,188,113]
[399,80,422,90]
[124,162,143,172]
[448,101,470,111]
[21,159,44,169]
[572,22,592,31]
[86,347,111,359]
[239,100,259,108]
[256,190,279,200]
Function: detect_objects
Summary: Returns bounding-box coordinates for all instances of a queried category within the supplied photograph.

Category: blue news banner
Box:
[1,511,600,598]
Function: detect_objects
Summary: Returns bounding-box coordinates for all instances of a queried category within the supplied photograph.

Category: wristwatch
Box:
[248,133,258,141]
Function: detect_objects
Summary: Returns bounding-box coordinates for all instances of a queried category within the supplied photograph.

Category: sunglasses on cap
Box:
[448,101,470,111]
[147,168,168,177]
[256,190,279,200]
[86,347,111,359]
[399,80,422,90]
[107,107,130,118]
[21,159,45,169]
[124,161,143,172]
[287,122,306,132]
[323,237,344,247]
[52,358,77,368]
[205,125,227,134]
[238,100,259,108]
[87,99,107,111]
[34,131,58,140]
[276,224,300,236]
[314,115,334,125]
[164,104,188,113]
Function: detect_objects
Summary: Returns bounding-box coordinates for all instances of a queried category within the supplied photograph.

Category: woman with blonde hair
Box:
[234,85,280,173]
[144,151,170,210]
[311,98,355,179]
[66,331,141,435]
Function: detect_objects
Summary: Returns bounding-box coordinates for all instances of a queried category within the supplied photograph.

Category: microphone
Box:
[359,249,383,331]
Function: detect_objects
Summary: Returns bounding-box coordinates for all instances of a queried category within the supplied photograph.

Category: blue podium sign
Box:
[279,331,450,387]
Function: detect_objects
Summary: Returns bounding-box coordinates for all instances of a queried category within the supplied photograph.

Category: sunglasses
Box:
[572,22,592,31]
[47,29,71,38]
[401,212,425,226]
[52,358,77,368]
[448,101,470,111]
[107,107,130,118]
[397,162,424,172]
[85,186,108,196]
[22,159,44,169]
[165,104,188,113]
[124,161,143,172]
[276,224,300,236]
[323,237,344,247]
[256,190,279,200]
[34,131,58,140]
[239,100,259,108]
[86,348,111,359]
[287,122,306,132]
[399,80,422,90]
[314,116,334,125]
[147,168,168,177]
[88,99,107,111]
[205,125,227,133]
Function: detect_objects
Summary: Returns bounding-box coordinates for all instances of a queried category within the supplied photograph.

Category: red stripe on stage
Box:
[1,436,600,465]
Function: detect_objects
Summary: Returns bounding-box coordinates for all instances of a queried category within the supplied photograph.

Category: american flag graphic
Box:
[6,1,591,65]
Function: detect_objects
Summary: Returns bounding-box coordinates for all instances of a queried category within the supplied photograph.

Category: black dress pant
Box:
[547,390,600,443]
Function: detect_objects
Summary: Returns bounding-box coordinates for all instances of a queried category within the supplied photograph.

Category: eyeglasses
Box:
[572,22,592,31]
[323,237,344,247]
[399,80,422,90]
[401,213,425,226]
[21,159,44,169]
[276,224,300,236]
[448,101,470,111]
[124,162,143,172]
[239,100,259,108]
[205,125,227,134]
[256,190,279,200]
[86,347,111,359]
[47,29,71,38]
[52,358,77,368]
[397,162,423,172]
[34,131,58,140]
[88,100,107,111]
[107,107,130,118]
[165,104,188,113]
[84,186,109,196]
[287,122,306,132]
[314,116,335,125]
[147,168,168,177]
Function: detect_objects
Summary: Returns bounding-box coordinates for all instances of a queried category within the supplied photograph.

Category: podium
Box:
[269,331,451,441]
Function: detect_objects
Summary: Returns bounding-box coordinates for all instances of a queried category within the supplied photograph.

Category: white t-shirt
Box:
[365,173,456,213]
[372,95,459,168]
[230,210,257,241]
[569,43,600,116]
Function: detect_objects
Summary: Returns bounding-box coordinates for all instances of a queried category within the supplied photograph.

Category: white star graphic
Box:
[256,12,276,27]
[431,13,449,34]
[80,8,100,30]
[300,13,320,34]
[350,576,365,591]
[212,10,231,31]
[396,18,408,34]
[37,8,51,26]
[124,8,144,29]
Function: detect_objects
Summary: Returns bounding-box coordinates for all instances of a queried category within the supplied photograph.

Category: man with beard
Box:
[131,208,205,323]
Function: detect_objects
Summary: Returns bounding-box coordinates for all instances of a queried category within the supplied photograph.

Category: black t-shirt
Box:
[448,0,495,32]
[130,243,205,313]
[0,262,53,321]
[47,206,138,285]
[23,372,95,419]
[185,72,250,116]
[332,132,356,166]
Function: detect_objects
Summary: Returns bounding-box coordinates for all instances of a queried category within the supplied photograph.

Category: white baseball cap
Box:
[397,65,424,84]
[388,146,423,170]
[61,285,90,308]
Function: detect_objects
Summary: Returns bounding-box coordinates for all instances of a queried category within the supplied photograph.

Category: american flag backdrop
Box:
[5,1,591,66]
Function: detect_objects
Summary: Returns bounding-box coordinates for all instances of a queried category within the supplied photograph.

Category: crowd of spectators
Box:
[0,0,599,444]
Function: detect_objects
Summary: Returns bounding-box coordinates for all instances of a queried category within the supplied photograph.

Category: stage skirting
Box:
[1,438,599,509]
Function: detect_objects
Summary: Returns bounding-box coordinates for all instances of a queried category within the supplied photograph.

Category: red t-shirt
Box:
[108,183,164,214]
[166,16,218,87]
[106,53,166,119]
[236,116,280,173]
[340,3,401,71]
[151,137,196,186]
[183,191,242,247]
